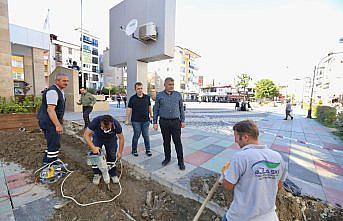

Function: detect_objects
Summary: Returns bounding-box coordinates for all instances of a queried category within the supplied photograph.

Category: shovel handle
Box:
[193,178,221,221]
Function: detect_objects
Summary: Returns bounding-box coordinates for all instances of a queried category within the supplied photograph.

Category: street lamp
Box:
[307,52,343,118]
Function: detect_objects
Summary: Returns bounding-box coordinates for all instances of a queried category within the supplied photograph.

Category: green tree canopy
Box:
[236,74,252,89]
[255,79,279,99]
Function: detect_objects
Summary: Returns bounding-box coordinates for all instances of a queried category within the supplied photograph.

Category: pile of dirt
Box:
[190,174,343,221]
[0,130,218,221]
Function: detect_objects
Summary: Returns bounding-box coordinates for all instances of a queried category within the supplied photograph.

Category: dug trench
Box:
[0,130,218,221]
[1,127,343,221]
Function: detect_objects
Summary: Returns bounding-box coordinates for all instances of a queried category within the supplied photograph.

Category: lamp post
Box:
[307,52,343,118]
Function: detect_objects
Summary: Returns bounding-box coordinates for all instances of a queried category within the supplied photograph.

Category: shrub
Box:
[336,111,343,133]
[316,106,337,126]
[0,96,42,114]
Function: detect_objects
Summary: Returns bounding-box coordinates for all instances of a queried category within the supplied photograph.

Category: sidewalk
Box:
[118,109,343,207]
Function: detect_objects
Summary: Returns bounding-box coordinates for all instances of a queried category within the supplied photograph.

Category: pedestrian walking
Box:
[83,115,124,185]
[125,82,153,157]
[235,100,240,110]
[247,101,253,111]
[284,100,293,120]
[221,120,287,221]
[123,95,127,108]
[153,77,186,170]
[37,73,68,166]
[77,87,96,128]
[116,94,122,108]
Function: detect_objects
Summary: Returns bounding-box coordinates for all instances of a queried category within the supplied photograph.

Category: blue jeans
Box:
[222,215,228,221]
[131,121,150,152]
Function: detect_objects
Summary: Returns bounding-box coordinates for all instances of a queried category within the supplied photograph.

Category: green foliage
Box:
[0,96,41,114]
[336,111,343,133]
[255,79,279,99]
[102,86,121,95]
[316,106,337,126]
[87,88,97,95]
[236,74,252,89]
[318,99,323,105]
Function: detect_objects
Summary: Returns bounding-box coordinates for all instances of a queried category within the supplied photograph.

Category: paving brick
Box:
[314,160,343,176]
[201,144,226,155]
[323,186,343,206]
[140,153,165,172]
[288,163,321,185]
[201,156,229,174]
[184,151,215,167]
[287,175,326,201]
[271,144,291,154]
[152,162,196,183]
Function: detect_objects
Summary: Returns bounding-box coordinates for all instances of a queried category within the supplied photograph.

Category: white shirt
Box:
[224,144,287,221]
[46,85,65,105]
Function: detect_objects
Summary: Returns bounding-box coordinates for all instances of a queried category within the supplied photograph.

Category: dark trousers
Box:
[285,110,293,119]
[131,121,150,152]
[159,118,183,163]
[42,125,61,164]
[117,100,121,108]
[92,137,118,177]
[82,106,93,128]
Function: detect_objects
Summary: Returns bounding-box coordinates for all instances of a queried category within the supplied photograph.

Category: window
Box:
[92,57,98,64]
[68,48,72,54]
[92,48,98,56]
[92,74,99,81]
[83,35,92,44]
[83,45,91,52]
[92,39,98,47]
[84,73,89,80]
[92,66,98,73]
[180,84,185,90]
[11,56,24,81]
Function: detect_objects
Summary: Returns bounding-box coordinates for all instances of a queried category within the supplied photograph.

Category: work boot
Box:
[162,158,171,166]
[111,176,119,184]
[92,174,101,185]
[178,162,185,171]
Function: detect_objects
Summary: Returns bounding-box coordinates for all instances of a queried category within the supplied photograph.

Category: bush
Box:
[0,96,42,114]
[316,106,337,126]
[336,111,343,133]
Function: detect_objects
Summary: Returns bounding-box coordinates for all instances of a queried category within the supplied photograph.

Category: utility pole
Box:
[307,66,316,118]
[80,0,84,88]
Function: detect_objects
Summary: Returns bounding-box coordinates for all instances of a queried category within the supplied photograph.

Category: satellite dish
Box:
[125,19,138,36]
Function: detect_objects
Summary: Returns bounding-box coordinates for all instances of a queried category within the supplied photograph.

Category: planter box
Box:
[0,113,38,131]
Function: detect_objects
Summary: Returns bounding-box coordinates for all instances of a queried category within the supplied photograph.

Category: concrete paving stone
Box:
[187,134,209,141]
[152,162,196,183]
[187,140,214,151]
[287,175,327,201]
[333,155,343,168]
[201,144,226,155]
[171,146,197,159]
[214,139,233,148]
[271,144,291,154]
[177,167,215,191]
[199,137,222,145]
[184,151,215,167]
[288,163,322,185]
[201,156,230,174]
[322,186,343,206]
[310,149,337,164]
[13,196,59,221]
[123,149,160,165]
[227,143,240,150]
[0,211,15,221]
[319,175,343,194]
[314,160,343,176]
[2,163,23,177]
[140,153,165,172]
[0,199,13,217]
[323,142,343,151]
[10,183,54,209]
[149,139,163,148]
[216,148,239,161]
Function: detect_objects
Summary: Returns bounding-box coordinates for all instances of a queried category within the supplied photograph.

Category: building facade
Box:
[0,0,14,98]
[103,49,127,89]
[50,30,104,90]
[9,24,49,96]
[148,46,201,101]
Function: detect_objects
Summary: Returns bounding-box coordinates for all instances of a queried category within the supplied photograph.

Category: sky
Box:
[8,0,343,90]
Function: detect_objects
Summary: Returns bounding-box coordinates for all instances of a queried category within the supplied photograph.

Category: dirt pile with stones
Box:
[0,130,218,221]
[190,174,343,221]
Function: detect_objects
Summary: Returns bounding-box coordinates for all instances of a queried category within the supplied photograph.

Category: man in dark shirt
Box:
[125,82,153,157]
[83,115,124,185]
[153,77,186,170]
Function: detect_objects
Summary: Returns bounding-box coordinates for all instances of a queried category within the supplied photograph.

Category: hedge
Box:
[315,106,337,126]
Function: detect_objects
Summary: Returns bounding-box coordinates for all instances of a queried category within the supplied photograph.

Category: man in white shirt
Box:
[284,100,293,120]
[221,120,287,221]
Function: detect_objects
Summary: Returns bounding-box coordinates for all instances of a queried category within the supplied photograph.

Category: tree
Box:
[255,79,279,99]
[236,74,252,100]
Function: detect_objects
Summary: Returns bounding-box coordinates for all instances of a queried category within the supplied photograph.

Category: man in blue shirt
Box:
[83,115,124,185]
